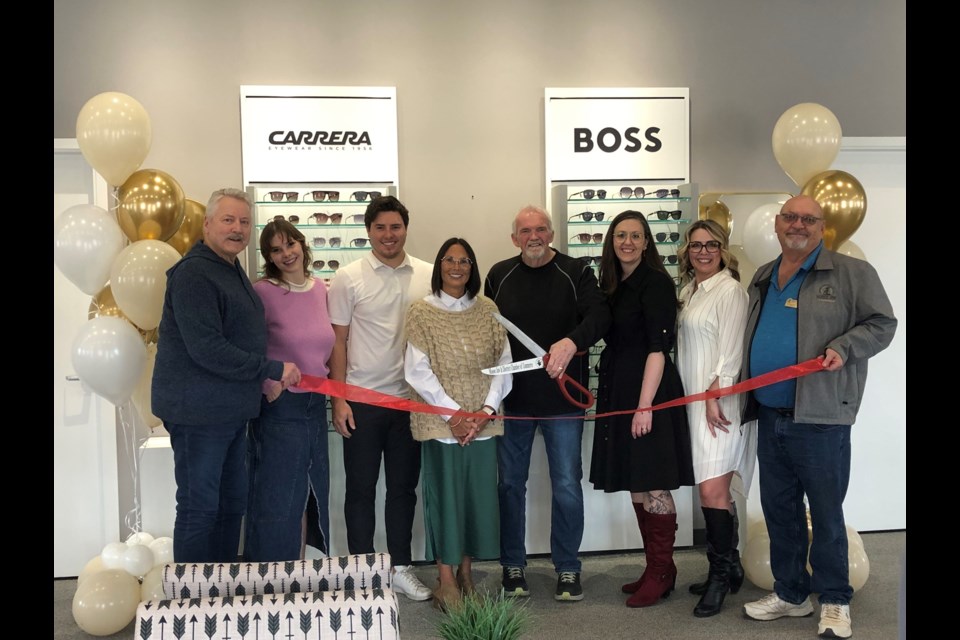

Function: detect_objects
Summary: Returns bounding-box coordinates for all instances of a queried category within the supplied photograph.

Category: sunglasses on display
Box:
[624,188,680,199]
[273,214,300,224]
[268,191,299,202]
[568,211,605,222]
[346,214,366,224]
[655,231,680,242]
[688,240,722,253]
[570,232,604,244]
[441,256,473,267]
[308,190,340,202]
[777,212,823,227]
[349,191,383,201]
[310,212,344,224]
[661,254,679,265]
[648,210,683,221]
[312,237,341,248]
[312,259,341,271]
[580,256,602,266]
[569,189,607,200]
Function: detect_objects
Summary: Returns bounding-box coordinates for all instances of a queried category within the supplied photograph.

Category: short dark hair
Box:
[431,237,481,299]
[364,195,409,229]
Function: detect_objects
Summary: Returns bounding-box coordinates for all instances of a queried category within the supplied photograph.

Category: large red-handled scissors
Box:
[481,313,595,410]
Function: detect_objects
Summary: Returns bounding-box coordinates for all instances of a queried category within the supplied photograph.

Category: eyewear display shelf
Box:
[246,185,396,282]
[552,182,697,421]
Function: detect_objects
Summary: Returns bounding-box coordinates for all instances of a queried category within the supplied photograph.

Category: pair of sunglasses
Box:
[569,189,607,200]
[655,231,680,242]
[312,237,369,248]
[661,254,678,265]
[580,256,601,266]
[308,190,340,202]
[313,213,366,224]
[568,211,605,222]
[268,191,300,202]
[619,187,681,199]
[647,210,683,221]
[350,190,382,201]
[273,214,299,224]
[570,232,604,244]
[312,259,341,271]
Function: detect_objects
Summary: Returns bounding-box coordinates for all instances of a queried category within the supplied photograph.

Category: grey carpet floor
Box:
[54,530,904,639]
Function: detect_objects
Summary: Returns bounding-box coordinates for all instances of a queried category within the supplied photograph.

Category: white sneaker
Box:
[744,592,814,621]
[391,565,433,601]
[819,603,852,638]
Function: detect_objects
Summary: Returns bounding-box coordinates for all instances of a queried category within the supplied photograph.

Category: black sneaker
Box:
[554,571,583,601]
[501,566,530,597]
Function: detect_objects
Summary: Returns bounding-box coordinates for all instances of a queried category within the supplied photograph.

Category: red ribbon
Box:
[294,357,825,421]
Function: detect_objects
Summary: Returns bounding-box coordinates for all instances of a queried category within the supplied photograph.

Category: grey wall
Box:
[53,0,906,271]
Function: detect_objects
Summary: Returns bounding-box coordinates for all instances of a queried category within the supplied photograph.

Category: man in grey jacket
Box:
[740,195,896,639]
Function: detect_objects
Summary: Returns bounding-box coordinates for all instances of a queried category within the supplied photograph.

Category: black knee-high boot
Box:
[689,502,744,595]
[693,507,735,617]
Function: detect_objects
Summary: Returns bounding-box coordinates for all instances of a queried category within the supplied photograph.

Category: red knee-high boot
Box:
[626,512,677,608]
[622,502,648,594]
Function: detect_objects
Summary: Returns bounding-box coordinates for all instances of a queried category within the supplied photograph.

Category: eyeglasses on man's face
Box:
[777,212,823,227]
[655,231,680,242]
[441,256,473,268]
[268,191,299,202]
[308,190,340,202]
[570,232,604,244]
[568,211,605,222]
[312,259,340,271]
[648,210,682,221]
[349,191,383,201]
[310,212,343,224]
[569,189,607,200]
[688,240,722,253]
[273,214,300,224]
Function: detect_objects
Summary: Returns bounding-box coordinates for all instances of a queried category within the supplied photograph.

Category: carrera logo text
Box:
[573,127,662,153]
[268,131,373,146]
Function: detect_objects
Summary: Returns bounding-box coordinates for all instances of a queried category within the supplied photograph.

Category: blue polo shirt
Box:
[750,242,823,409]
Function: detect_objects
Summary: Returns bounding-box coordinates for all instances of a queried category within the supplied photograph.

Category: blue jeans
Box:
[757,406,853,605]
[166,420,249,563]
[245,391,330,561]
[498,413,584,573]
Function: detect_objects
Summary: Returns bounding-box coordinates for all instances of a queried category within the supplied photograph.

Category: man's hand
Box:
[264,380,283,403]
[546,337,577,379]
[822,348,844,372]
[332,398,356,438]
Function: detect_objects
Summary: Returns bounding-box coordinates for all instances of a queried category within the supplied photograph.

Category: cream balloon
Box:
[122,544,155,578]
[77,556,106,587]
[54,204,126,295]
[100,542,128,571]
[729,244,757,289]
[836,239,867,261]
[742,532,774,590]
[72,569,141,636]
[772,103,842,187]
[131,343,163,429]
[125,531,155,547]
[109,240,182,331]
[848,539,871,591]
[741,202,784,266]
[140,565,167,602]
[746,515,768,542]
[148,536,174,567]
[72,317,147,405]
[76,92,152,187]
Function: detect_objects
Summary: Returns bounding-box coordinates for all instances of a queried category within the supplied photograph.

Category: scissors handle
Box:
[543,353,595,410]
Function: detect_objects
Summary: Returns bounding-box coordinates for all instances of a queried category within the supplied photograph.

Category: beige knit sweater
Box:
[405,296,507,441]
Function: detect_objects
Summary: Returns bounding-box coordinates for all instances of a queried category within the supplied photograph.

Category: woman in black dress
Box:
[589,210,695,608]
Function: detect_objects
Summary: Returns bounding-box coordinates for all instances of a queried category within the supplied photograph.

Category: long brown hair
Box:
[258,219,312,284]
[597,210,669,296]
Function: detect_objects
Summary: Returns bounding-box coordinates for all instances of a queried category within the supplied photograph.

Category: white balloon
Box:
[53,204,126,295]
[77,556,106,586]
[742,203,784,266]
[836,239,867,262]
[109,239,182,331]
[148,536,174,567]
[100,542,128,570]
[71,316,147,405]
[126,531,155,546]
[122,544,155,578]
[72,569,141,636]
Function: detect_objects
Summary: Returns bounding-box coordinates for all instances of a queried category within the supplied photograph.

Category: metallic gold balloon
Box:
[800,169,867,250]
[116,169,186,242]
[166,199,206,256]
[89,285,124,320]
[699,199,732,234]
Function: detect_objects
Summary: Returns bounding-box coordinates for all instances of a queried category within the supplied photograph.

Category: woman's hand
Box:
[631,407,653,438]
[705,398,731,437]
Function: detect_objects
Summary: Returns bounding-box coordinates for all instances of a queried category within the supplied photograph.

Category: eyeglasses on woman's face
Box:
[268,191,299,202]
[441,256,473,268]
[613,230,645,243]
[349,191,383,201]
[308,190,339,202]
[569,189,607,200]
[647,210,682,221]
[568,211,605,222]
[688,240,722,253]
[570,232,604,244]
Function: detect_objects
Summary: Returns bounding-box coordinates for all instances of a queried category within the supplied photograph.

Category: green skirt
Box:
[421,438,500,565]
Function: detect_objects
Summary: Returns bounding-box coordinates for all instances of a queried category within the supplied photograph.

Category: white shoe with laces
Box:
[744,592,814,620]
[818,603,852,638]
[391,565,433,601]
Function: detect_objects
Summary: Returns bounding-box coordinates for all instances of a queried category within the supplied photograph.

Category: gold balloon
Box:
[166,199,206,256]
[90,285,158,344]
[116,169,186,243]
[699,199,732,234]
[800,170,867,250]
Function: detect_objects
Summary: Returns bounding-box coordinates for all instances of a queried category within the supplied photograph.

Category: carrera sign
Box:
[240,86,398,184]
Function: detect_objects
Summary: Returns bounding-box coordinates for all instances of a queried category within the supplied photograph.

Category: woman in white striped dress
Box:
[676,219,753,618]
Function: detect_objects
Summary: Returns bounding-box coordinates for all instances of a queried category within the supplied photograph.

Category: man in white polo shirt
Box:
[328,195,433,600]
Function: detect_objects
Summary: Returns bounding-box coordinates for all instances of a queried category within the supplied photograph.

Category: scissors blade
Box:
[481,357,544,375]
[492,313,547,357]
